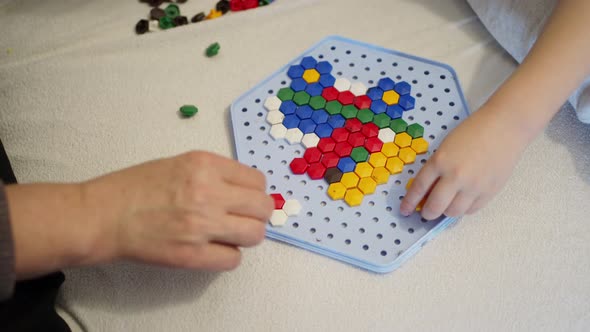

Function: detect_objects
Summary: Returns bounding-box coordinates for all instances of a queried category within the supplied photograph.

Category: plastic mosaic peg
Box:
[206,42,220,57]
[269,194,302,226]
[179,105,198,117]
[230,36,470,273]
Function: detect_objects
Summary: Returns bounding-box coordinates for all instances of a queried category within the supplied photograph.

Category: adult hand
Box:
[86,151,274,271]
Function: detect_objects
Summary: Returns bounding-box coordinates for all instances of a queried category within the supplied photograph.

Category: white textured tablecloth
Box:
[1,0,589,331]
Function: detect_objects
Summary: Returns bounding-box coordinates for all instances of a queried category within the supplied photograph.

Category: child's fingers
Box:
[420,176,460,220]
[400,163,440,216]
[443,191,476,217]
[466,195,489,215]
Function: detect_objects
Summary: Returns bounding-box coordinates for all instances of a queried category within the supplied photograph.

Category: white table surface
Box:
[1,0,589,331]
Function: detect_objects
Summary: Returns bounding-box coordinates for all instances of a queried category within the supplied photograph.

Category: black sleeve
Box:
[0,138,16,300]
[0,182,15,300]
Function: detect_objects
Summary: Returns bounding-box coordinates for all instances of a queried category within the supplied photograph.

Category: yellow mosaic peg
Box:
[385,157,404,174]
[328,182,347,200]
[382,90,400,105]
[354,162,374,178]
[302,69,320,83]
[340,172,360,189]
[344,188,364,206]
[410,137,429,154]
[381,142,400,157]
[398,147,417,164]
[206,9,223,19]
[371,167,390,184]
[394,132,412,148]
[405,178,413,189]
[368,152,387,168]
[358,177,377,194]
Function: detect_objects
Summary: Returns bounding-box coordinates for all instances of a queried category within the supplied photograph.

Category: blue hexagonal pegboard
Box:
[230,36,470,273]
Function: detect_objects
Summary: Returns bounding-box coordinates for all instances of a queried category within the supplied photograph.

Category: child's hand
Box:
[400,105,529,219]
